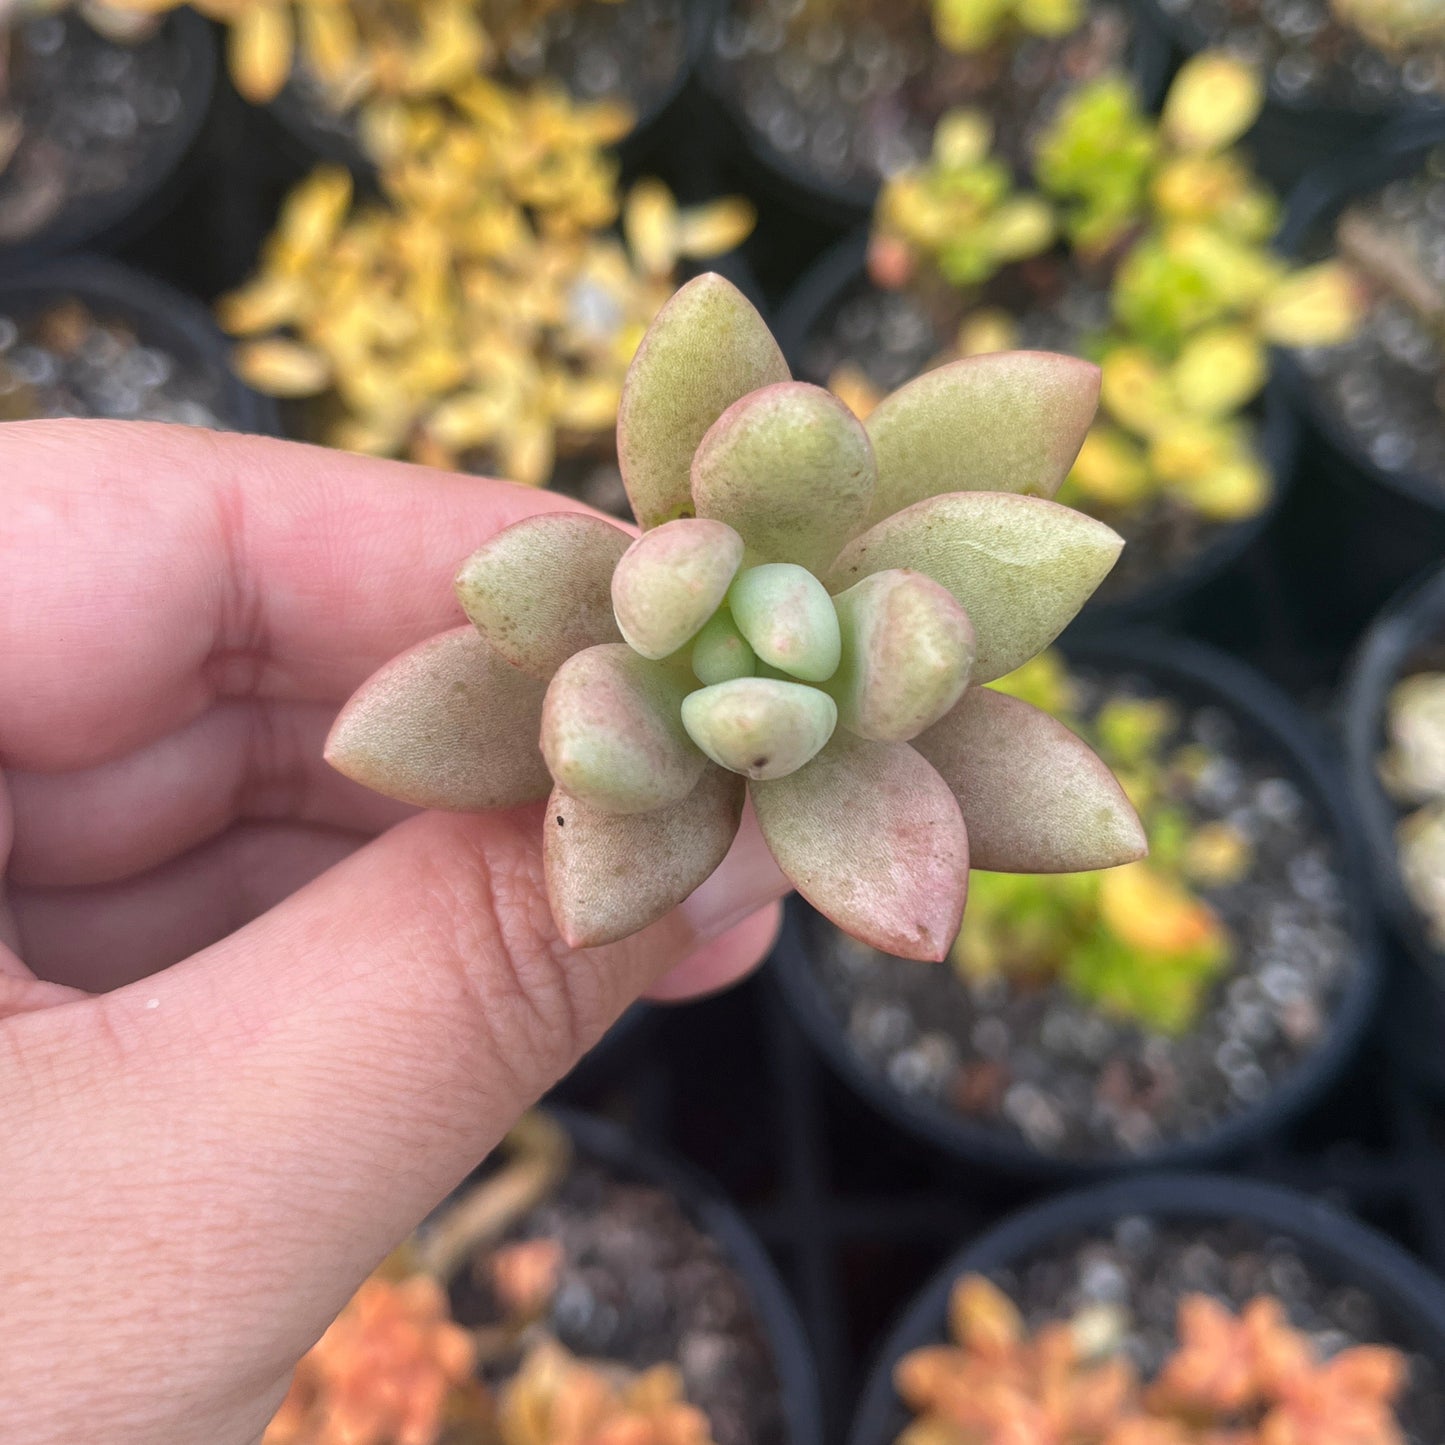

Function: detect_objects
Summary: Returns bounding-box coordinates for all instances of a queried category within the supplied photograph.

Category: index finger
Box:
[0,420,598,772]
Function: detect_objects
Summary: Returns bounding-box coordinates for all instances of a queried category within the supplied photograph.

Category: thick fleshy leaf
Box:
[681,678,837,780]
[325,627,550,809]
[691,381,875,574]
[729,563,841,683]
[610,518,744,660]
[617,273,790,531]
[829,570,974,742]
[456,513,631,680]
[691,609,757,685]
[544,766,745,947]
[540,644,704,815]
[862,352,1101,525]
[751,731,968,962]
[828,493,1122,683]
[912,687,1147,871]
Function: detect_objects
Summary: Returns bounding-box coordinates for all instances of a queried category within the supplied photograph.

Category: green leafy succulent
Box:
[325,274,1145,958]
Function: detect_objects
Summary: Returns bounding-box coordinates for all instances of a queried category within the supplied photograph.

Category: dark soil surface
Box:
[0,10,197,246]
[450,1161,787,1445]
[807,666,1355,1159]
[1295,150,1445,489]
[709,0,1136,193]
[0,298,230,428]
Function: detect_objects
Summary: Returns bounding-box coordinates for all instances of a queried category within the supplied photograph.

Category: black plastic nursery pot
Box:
[0,255,280,436]
[847,1172,1445,1445]
[1341,562,1445,1090]
[1138,0,1435,192]
[771,630,1381,1185]
[699,0,1174,228]
[267,0,718,175]
[0,8,217,266]
[436,1107,826,1445]
[1273,115,1445,654]
[772,230,1299,639]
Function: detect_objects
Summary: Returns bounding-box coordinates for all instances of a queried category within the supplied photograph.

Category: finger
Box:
[8,701,413,888]
[6,808,788,1445]
[646,901,783,1002]
[11,821,365,991]
[0,420,600,773]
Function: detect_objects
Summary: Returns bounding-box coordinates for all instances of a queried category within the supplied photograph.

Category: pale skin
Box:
[0,420,788,1445]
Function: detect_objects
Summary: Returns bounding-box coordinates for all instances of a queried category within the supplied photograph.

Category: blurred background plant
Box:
[896,1273,1408,1445]
[1381,671,1445,953]
[263,1112,722,1445]
[851,50,1368,536]
[950,651,1251,1035]
[40,0,614,105]
[930,0,1084,52]
[221,89,752,482]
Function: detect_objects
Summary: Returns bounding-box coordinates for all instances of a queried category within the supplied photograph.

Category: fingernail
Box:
[679,803,790,945]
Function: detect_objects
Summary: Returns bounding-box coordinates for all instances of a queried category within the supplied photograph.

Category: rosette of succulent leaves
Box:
[1380,671,1445,952]
[38,0,617,106]
[326,273,1147,959]
[898,1273,1408,1445]
[858,51,1366,531]
[952,651,1252,1035]
[264,1113,722,1445]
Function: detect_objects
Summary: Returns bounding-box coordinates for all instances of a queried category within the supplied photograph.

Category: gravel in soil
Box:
[1155,0,1445,111]
[0,298,230,429]
[800,272,1250,603]
[981,1218,1445,1445]
[1295,149,1445,490]
[0,11,195,246]
[808,668,1356,1159]
[283,0,687,154]
[450,1161,787,1445]
[709,0,1136,193]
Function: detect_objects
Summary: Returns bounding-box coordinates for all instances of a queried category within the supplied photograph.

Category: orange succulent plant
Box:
[895,1275,1408,1445]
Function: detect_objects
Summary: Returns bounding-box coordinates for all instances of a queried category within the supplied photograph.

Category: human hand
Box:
[0,421,787,1445]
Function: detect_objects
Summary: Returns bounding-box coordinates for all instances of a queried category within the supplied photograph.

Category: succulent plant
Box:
[65,0,608,106]
[931,0,1084,52]
[896,1274,1408,1445]
[326,273,1146,959]
[224,91,753,484]
[856,53,1366,535]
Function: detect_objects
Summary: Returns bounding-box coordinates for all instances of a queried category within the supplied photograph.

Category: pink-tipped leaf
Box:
[912,686,1147,871]
[610,518,744,660]
[751,731,968,962]
[544,766,745,947]
[828,492,1122,683]
[617,273,790,531]
[691,381,875,574]
[829,569,974,742]
[540,643,704,815]
[455,512,631,680]
[325,626,550,809]
[863,352,1101,525]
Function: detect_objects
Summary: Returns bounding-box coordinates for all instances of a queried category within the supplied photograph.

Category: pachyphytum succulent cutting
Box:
[325,274,1146,960]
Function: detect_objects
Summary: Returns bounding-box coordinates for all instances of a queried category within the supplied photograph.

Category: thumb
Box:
[4,804,785,1445]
